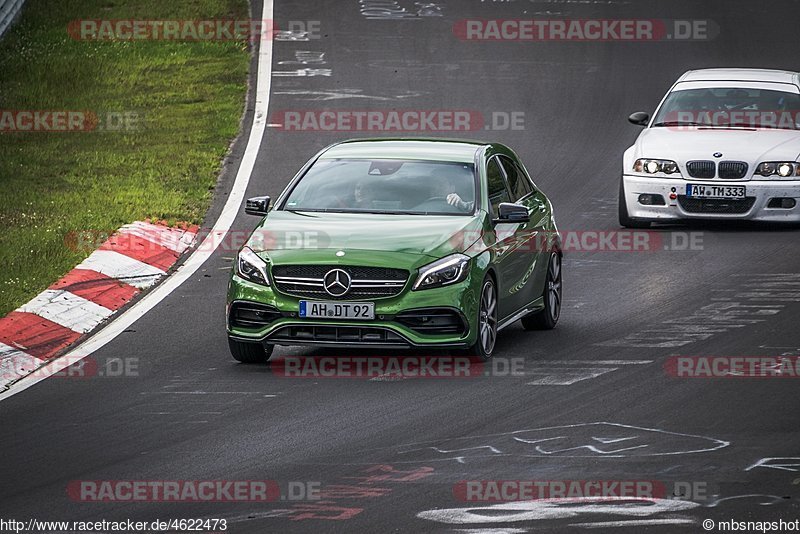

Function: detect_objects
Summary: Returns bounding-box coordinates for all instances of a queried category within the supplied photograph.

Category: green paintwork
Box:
[227,139,560,348]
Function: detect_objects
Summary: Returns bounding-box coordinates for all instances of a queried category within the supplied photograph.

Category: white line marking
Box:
[591,436,638,444]
[745,457,800,472]
[705,494,786,507]
[526,367,617,386]
[571,519,696,528]
[396,422,730,461]
[18,289,114,334]
[76,250,165,289]
[417,497,700,525]
[0,0,274,401]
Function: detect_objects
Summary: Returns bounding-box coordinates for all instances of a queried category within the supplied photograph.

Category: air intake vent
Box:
[268,325,408,346]
[271,265,408,300]
[678,196,755,214]
[395,308,467,336]
[718,161,748,179]
[229,302,281,329]
[687,160,716,179]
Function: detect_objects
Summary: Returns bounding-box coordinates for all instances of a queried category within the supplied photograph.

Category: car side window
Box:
[486,157,511,217]
[499,156,533,201]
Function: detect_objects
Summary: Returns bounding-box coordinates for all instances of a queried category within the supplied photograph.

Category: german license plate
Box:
[299,301,374,320]
[686,184,746,199]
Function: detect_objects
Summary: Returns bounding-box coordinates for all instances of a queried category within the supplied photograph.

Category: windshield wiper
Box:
[284,208,463,216]
[284,208,328,213]
[651,120,707,127]
[723,123,792,129]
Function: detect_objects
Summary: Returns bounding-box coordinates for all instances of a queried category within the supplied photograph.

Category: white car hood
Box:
[635,127,800,164]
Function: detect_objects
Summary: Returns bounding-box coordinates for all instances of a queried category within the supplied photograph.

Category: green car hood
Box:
[246,210,484,268]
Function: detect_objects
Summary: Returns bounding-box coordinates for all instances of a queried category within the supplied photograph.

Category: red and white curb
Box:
[0,221,197,390]
[0,0,274,403]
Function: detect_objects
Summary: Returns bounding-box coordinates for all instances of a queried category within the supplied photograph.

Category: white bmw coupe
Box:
[620,68,800,227]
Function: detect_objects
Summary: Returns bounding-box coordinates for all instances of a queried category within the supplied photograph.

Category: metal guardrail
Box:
[0,0,25,39]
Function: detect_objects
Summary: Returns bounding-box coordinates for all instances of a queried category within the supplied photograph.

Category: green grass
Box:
[0,0,250,316]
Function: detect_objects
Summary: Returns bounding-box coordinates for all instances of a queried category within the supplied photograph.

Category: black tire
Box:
[464,276,498,362]
[618,178,651,228]
[228,337,273,364]
[522,252,562,331]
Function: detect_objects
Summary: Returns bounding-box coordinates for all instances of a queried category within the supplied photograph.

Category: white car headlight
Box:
[755,161,800,179]
[413,254,470,291]
[236,246,270,286]
[633,158,681,177]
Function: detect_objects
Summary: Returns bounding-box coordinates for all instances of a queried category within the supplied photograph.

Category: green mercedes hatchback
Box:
[226,138,562,362]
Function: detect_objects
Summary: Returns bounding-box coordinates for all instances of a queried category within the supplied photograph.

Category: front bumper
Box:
[622,174,800,222]
[226,272,481,349]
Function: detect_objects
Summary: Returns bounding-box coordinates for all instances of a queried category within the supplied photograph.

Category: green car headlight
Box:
[413,253,470,290]
[236,246,270,286]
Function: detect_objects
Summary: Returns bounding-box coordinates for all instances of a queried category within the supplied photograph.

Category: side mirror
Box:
[495,202,530,223]
[628,111,650,127]
[245,196,270,216]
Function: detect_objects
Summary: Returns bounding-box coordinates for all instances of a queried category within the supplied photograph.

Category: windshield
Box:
[281,158,477,215]
[652,87,800,130]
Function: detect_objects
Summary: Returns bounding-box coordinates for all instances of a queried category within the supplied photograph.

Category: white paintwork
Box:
[621,68,800,222]
[672,80,800,94]
[0,0,275,402]
[598,299,784,348]
[571,519,696,528]
[0,342,40,390]
[526,367,617,386]
[397,422,730,462]
[745,457,800,472]
[18,289,113,334]
[76,250,166,289]
[680,68,799,85]
[416,497,699,525]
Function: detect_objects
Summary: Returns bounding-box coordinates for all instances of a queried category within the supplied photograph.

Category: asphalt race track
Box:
[2,1,800,532]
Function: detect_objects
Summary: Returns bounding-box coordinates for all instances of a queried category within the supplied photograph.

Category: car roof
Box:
[319,138,488,164]
[678,68,800,86]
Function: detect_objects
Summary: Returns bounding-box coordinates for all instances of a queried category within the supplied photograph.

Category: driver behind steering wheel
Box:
[432,172,474,212]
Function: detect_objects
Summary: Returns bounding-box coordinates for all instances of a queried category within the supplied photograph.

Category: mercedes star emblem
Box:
[323,268,351,297]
